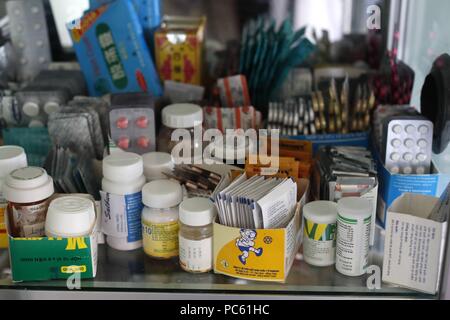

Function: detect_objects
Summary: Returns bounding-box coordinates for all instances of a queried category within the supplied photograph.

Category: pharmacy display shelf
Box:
[0,226,439,300]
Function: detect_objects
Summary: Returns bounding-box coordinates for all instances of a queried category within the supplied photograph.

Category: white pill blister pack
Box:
[384,119,434,175]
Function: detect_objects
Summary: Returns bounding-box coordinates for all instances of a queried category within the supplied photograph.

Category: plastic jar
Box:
[102,152,146,251]
[45,196,96,238]
[142,152,174,182]
[336,197,372,277]
[302,201,338,267]
[157,103,204,162]
[0,146,28,243]
[179,197,216,273]
[3,167,54,238]
[142,179,183,259]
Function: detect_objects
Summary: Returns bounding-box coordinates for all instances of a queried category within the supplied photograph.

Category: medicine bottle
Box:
[302,201,338,267]
[142,152,174,182]
[0,146,28,243]
[179,197,216,273]
[142,179,183,259]
[336,197,372,277]
[3,167,54,238]
[157,103,204,161]
[101,152,146,251]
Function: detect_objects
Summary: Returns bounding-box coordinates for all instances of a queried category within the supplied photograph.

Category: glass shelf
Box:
[0,227,438,299]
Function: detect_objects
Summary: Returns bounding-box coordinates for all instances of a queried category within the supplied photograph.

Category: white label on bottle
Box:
[100,191,143,242]
[179,235,212,272]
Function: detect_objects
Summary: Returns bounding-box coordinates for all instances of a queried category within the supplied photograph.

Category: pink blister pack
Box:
[109,108,156,154]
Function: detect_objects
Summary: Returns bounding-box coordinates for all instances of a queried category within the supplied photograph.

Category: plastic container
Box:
[142,152,174,182]
[142,179,183,259]
[157,103,204,162]
[45,196,96,238]
[179,197,216,273]
[302,201,338,267]
[101,152,146,251]
[336,197,372,277]
[3,167,54,237]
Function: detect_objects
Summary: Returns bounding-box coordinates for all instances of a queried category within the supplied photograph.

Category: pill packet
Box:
[203,105,262,132]
[109,107,156,154]
[15,88,70,121]
[70,96,110,142]
[164,80,205,104]
[383,118,434,175]
[48,114,97,159]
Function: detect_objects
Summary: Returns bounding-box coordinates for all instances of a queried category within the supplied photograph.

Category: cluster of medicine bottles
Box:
[101,152,216,274]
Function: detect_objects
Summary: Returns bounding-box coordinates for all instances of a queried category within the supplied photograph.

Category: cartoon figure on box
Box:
[236,229,263,265]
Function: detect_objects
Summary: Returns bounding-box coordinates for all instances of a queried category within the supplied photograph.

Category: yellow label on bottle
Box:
[142,220,179,259]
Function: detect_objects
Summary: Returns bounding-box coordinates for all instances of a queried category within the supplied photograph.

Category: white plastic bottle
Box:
[101,152,146,251]
[336,197,372,277]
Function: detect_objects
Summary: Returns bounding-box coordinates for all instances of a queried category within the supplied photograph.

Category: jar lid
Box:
[3,167,54,203]
[142,179,183,209]
[23,101,40,117]
[43,101,61,114]
[45,196,96,237]
[337,197,372,219]
[162,103,203,129]
[142,152,174,179]
[303,201,338,224]
[0,146,28,179]
[103,152,143,183]
[179,197,216,226]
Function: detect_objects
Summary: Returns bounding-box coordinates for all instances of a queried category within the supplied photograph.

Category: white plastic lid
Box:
[162,103,203,129]
[45,196,96,237]
[179,197,216,226]
[43,101,61,114]
[303,201,338,224]
[103,152,143,183]
[0,146,28,179]
[23,101,40,117]
[3,167,54,203]
[142,179,183,209]
[28,119,45,128]
[142,152,174,180]
[337,197,372,219]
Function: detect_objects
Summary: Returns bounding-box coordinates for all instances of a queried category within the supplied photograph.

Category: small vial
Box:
[403,153,413,161]
[391,139,402,148]
[117,137,130,149]
[403,167,413,174]
[417,139,428,148]
[136,116,149,128]
[404,139,414,148]
[116,117,129,129]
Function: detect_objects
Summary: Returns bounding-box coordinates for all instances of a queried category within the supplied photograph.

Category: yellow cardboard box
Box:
[154,16,206,85]
[213,179,308,282]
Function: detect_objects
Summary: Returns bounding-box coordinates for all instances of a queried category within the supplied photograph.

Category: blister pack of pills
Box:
[383,119,434,174]
[6,0,52,81]
[109,108,156,154]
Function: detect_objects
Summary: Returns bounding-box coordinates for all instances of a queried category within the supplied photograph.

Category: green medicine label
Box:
[304,217,336,241]
[96,23,128,89]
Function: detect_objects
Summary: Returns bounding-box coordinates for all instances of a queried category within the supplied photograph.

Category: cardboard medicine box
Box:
[154,16,206,85]
[6,198,100,282]
[382,184,450,294]
[213,179,308,282]
[69,0,163,97]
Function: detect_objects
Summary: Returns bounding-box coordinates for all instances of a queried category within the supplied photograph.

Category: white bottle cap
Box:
[162,103,203,129]
[103,152,143,183]
[3,167,54,203]
[142,152,174,181]
[45,196,96,237]
[106,236,142,251]
[179,197,216,226]
[28,119,45,128]
[0,146,28,179]
[142,179,183,209]
[303,201,338,224]
[43,101,61,114]
[23,101,40,117]
[337,197,372,220]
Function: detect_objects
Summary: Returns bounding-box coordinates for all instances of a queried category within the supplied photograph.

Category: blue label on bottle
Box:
[124,192,143,242]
